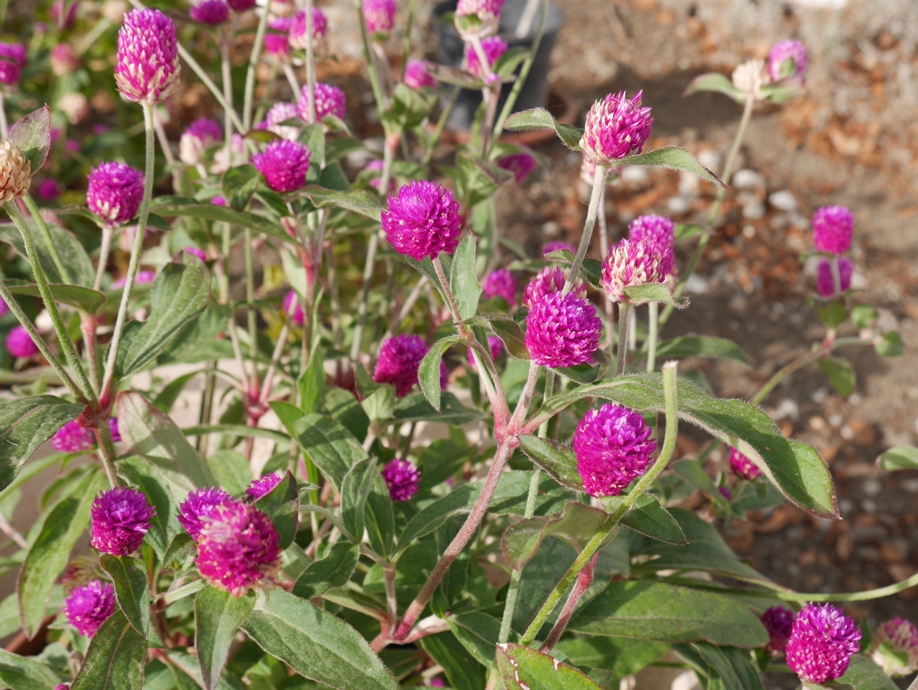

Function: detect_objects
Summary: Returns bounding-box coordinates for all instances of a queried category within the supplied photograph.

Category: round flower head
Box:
[265,102,301,140]
[0,43,26,85]
[456,0,504,21]
[190,0,229,25]
[381,180,462,261]
[482,268,518,307]
[573,404,657,497]
[289,7,328,51]
[601,237,665,303]
[761,607,796,655]
[90,487,156,556]
[498,152,536,184]
[64,580,115,637]
[455,0,503,38]
[115,9,180,106]
[6,325,39,359]
[51,44,80,76]
[522,266,585,309]
[363,0,396,36]
[37,179,61,201]
[580,91,653,166]
[109,417,121,443]
[768,39,808,82]
[227,0,256,11]
[264,33,291,60]
[465,37,508,79]
[196,501,280,597]
[87,162,145,226]
[731,59,768,100]
[786,603,861,685]
[246,473,283,500]
[404,60,436,90]
[297,82,346,122]
[812,206,854,255]
[179,117,222,166]
[816,258,853,298]
[628,214,676,279]
[0,139,31,202]
[373,334,428,397]
[283,289,305,325]
[178,487,232,541]
[468,335,504,372]
[52,421,95,453]
[381,459,421,501]
[525,291,601,369]
[542,240,576,257]
[252,139,311,193]
[728,447,761,480]
[870,618,918,677]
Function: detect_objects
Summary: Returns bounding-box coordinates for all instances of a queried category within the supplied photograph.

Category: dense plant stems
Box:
[596,184,616,351]
[93,418,120,488]
[646,302,659,372]
[242,5,270,131]
[540,553,595,652]
[565,167,606,294]
[617,302,631,375]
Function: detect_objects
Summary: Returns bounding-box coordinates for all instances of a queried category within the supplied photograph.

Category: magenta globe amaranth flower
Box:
[482,268,518,307]
[178,487,232,541]
[37,179,61,201]
[728,447,761,481]
[196,501,280,597]
[456,0,504,21]
[870,618,918,677]
[498,152,536,184]
[179,117,222,166]
[812,206,854,255]
[628,214,676,280]
[0,296,7,317]
[404,60,436,90]
[6,325,38,359]
[265,102,301,140]
[374,334,428,397]
[52,421,95,453]
[246,473,283,500]
[0,43,27,85]
[525,292,601,369]
[382,180,462,261]
[455,0,503,37]
[522,266,585,309]
[115,9,180,106]
[297,82,347,122]
[601,238,665,303]
[542,240,576,257]
[363,0,396,36]
[90,487,156,556]
[283,289,305,325]
[190,0,229,25]
[265,33,291,60]
[289,7,328,50]
[382,460,421,501]
[87,162,145,226]
[768,39,808,82]
[761,607,795,655]
[786,603,861,685]
[580,91,653,166]
[252,139,311,193]
[465,37,508,79]
[64,580,116,637]
[816,258,853,298]
[573,404,657,497]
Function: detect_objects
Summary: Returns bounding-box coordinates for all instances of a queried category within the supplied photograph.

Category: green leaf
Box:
[518,434,583,491]
[655,336,748,365]
[365,475,396,559]
[100,555,150,637]
[118,456,183,557]
[292,543,359,599]
[419,336,460,412]
[836,655,898,690]
[298,347,326,414]
[623,283,689,308]
[674,642,765,690]
[393,392,484,425]
[503,108,584,151]
[817,356,855,398]
[295,185,383,221]
[850,305,877,329]
[118,390,217,490]
[878,445,918,471]
[501,516,549,571]
[555,637,669,682]
[114,259,211,378]
[618,147,726,187]
[18,469,105,638]
[221,164,260,211]
[569,580,769,647]
[451,235,482,321]
[875,332,904,357]
[383,83,432,130]
[155,304,232,368]
[8,105,52,176]
[502,502,611,571]
[497,643,603,690]
[149,197,294,245]
[293,414,368,492]
[241,589,397,690]
[340,458,376,542]
[253,470,299,549]
[488,316,530,360]
[195,586,255,690]
[70,612,147,690]
[815,299,848,330]
[362,384,396,424]
[0,396,82,491]
[492,46,529,78]
[420,632,486,690]
[683,73,745,103]
[0,221,95,287]
[455,153,500,208]
[446,611,505,666]
[0,648,62,689]
[3,280,106,313]
[621,494,687,545]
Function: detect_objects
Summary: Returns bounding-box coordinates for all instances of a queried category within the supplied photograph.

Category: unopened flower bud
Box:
[870,618,918,677]
[0,139,31,202]
[600,238,665,303]
[580,91,653,166]
[404,60,436,90]
[768,39,808,82]
[179,117,222,165]
[455,0,503,38]
[51,44,79,76]
[731,59,768,100]
[114,9,180,106]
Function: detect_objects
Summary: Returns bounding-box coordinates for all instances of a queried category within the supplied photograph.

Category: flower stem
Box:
[617,302,631,376]
[177,42,245,133]
[93,419,120,488]
[242,4,270,132]
[93,225,114,292]
[646,302,659,373]
[303,0,317,123]
[22,194,71,284]
[565,166,606,295]
[540,553,596,652]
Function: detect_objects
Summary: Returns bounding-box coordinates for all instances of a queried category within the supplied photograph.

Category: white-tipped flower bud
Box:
[732,59,768,101]
[0,139,31,202]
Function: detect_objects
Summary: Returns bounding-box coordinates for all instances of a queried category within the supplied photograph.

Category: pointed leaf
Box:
[836,655,898,690]
[875,331,904,357]
[620,494,687,545]
[501,516,550,571]
[503,108,585,151]
[365,474,396,559]
[619,147,725,186]
[496,643,603,690]
[392,391,483,425]
[221,164,259,211]
[195,586,255,690]
[655,336,748,365]
[419,336,460,411]
[623,283,689,308]
[340,458,376,542]
[295,185,383,221]
[683,73,745,103]
[100,555,150,637]
[293,414,368,491]
[70,612,146,690]
[0,648,62,689]
[488,316,530,360]
[253,470,299,549]
[451,235,482,321]
[817,356,855,398]
[292,543,359,599]
[518,434,583,491]
[8,105,51,176]
[674,642,765,690]
[421,632,486,690]
[878,445,918,471]
[149,197,296,245]
[4,281,106,313]
[0,221,95,287]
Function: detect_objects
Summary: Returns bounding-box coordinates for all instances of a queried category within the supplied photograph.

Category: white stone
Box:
[732,169,764,190]
[684,274,710,294]
[769,190,798,212]
[666,196,691,214]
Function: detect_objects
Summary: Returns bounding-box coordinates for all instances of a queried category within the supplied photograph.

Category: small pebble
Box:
[768,189,798,212]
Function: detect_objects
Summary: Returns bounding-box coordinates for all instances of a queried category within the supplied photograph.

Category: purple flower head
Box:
[264,33,291,59]
[246,473,283,500]
[179,117,222,165]
[580,91,653,166]
[812,206,854,255]
[816,258,853,298]
[190,0,229,25]
[37,179,61,201]
[178,487,232,541]
[870,618,918,677]
[115,9,180,106]
[525,292,601,369]
[64,580,115,637]
[522,266,585,309]
[252,139,311,193]
[381,459,421,501]
[786,603,861,685]
[90,487,156,556]
[297,82,347,122]
[628,214,676,279]
[574,404,657,497]
[468,335,504,372]
[456,0,504,21]
[227,0,256,11]
[542,241,576,257]
[381,180,462,261]
[363,0,396,35]
[373,334,428,397]
[87,162,145,226]
[109,417,121,443]
[112,270,155,290]
[498,152,536,184]
[289,7,328,50]
[52,421,95,453]
[768,39,808,82]
[196,501,280,597]
[465,37,508,78]
[0,43,27,85]
[601,237,665,303]
[728,447,761,480]
[51,44,79,76]
[404,60,436,90]
[265,102,302,140]
[283,289,305,325]
[482,269,518,307]
[761,607,796,655]
[6,325,39,359]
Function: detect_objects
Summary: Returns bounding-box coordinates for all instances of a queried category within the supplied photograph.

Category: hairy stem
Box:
[565,167,606,295]
[617,302,631,376]
[498,465,541,643]
[540,553,596,652]
[646,302,659,373]
[23,195,71,284]
[242,4,270,131]
[93,418,120,488]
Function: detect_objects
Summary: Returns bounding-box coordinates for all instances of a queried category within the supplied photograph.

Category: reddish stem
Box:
[539,553,597,652]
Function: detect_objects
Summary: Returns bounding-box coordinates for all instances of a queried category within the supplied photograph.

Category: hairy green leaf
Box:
[100,555,150,637]
[70,612,146,690]
[418,336,460,412]
[195,586,255,690]
[0,648,62,689]
[293,414,368,491]
[503,108,584,150]
[618,147,725,187]
[292,543,359,599]
[655,336,748,364]
[8,106,51,176]
[497,643,603,690]
[4,280,105,313]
